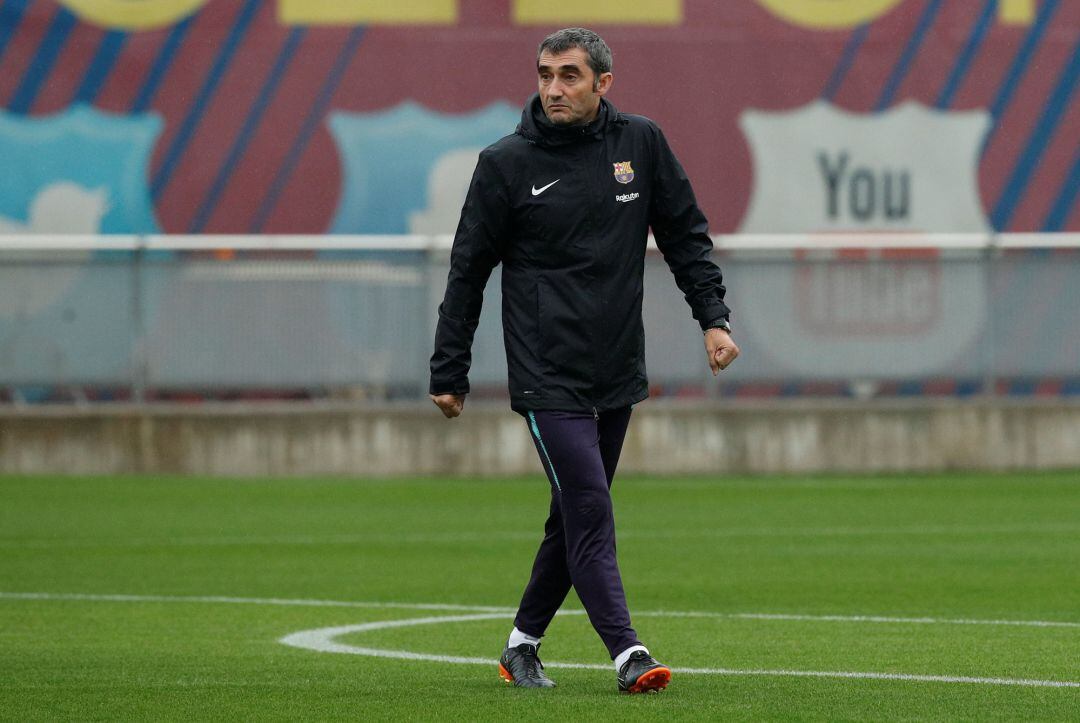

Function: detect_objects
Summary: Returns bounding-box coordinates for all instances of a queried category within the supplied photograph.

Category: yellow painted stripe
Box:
[1000,0,1036,25]
[513,0,682,26]
[279,0,457,26]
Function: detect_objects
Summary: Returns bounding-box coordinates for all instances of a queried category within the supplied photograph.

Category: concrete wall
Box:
[2,400,1078,477]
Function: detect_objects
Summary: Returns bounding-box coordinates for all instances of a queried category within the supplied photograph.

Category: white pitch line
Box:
[657,611,1080,629]
[3,592,1080,630]
[0,592,515,613]
[674,669,1080,689]
[4,592,1077,689]
[278,614,1080,690]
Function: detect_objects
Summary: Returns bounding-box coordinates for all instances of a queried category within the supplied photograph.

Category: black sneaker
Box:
[617,650,671,694]
[498,643,556,688]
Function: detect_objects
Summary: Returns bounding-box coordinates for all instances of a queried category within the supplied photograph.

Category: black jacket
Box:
[430,95,730,414]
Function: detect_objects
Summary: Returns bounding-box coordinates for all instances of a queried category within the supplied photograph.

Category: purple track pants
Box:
[513,406,641,659]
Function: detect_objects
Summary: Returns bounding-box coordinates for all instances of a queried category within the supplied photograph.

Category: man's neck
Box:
[578,102,601,125]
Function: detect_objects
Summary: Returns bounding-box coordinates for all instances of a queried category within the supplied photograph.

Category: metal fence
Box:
[0,234,1077,403]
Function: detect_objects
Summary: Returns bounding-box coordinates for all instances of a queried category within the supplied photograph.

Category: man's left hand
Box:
[705,328,740,375]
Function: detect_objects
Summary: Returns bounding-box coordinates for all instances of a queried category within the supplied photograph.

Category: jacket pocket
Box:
[535,275,592,386]
[536,276,549,359]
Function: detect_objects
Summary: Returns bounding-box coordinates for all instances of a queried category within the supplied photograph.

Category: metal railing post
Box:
[983,232,998,399]
[130,235,148,404]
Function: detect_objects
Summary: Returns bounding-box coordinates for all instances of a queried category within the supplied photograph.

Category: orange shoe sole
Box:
[498,662,514,684]
[627,666,671,694]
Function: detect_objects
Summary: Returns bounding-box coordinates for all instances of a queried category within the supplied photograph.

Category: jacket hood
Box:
[515,94,626,147]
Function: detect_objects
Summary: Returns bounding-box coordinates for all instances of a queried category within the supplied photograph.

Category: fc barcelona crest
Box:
[612,161,634,184]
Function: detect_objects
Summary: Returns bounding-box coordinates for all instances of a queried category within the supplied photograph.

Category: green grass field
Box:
[1,471,1078,721]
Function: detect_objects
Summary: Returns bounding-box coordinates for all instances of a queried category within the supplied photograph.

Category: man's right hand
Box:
[705,327,740,376]
[430,393,466,418]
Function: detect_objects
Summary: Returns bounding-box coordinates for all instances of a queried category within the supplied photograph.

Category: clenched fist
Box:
[430,393,466,418]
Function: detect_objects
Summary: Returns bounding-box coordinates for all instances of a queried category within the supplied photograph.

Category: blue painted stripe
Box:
[150,0,262,200]
[527,412,560,492]
[250,26,365,233]
[0,0,32,66]
[73,29,128,104]
[821,23,869,101]
[984,0,1060,147]
[189,28,306,233]
[991,37,1080,230]
[936,0,997,109]
[7,5,78,114]
[1042,146,1080,231]
[130,13,195,113]
[874,0,944,111]
[989,0,1059,118]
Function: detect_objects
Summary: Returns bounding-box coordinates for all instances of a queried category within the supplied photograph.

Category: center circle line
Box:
[278,612,1080,690]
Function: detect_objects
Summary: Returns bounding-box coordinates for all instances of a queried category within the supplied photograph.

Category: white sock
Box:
[614,644,649,671]
[507,627,542,649]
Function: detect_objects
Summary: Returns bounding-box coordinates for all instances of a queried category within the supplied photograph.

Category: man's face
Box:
[537,47,612,126]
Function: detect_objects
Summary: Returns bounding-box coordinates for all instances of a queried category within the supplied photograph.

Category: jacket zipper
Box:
[589,140,607,416]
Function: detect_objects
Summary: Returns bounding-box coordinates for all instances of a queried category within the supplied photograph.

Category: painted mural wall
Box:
[0,0,1076,236]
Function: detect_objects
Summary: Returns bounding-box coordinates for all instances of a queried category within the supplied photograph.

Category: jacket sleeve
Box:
[648,124,731,330]
[429,150,509,395]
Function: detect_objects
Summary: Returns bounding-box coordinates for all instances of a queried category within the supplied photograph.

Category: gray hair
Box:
[537,27,612,86]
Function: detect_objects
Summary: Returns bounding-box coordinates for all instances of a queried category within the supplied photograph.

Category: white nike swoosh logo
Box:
[531,179,559,196]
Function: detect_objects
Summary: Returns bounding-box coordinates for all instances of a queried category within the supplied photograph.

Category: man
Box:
[429,27,738,694]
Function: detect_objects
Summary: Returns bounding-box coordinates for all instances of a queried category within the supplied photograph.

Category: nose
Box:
[547,79,564,98]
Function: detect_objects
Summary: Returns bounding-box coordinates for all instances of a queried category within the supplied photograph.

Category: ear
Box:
[595,71,613,96]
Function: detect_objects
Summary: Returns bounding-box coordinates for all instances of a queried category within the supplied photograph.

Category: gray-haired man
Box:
[430,27,738,693]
